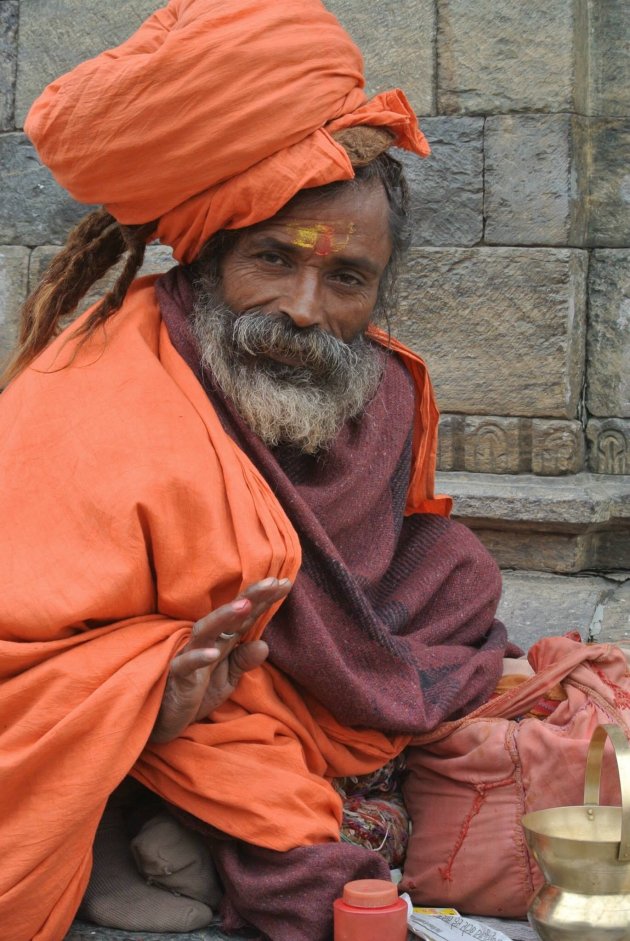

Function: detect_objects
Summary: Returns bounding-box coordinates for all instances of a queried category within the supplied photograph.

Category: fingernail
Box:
[233,599,249,611]
[259,577,276,588]
[279,578,291,587]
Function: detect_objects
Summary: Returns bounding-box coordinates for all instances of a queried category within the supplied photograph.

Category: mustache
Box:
[229,309,366,383]
[190,287,384,452]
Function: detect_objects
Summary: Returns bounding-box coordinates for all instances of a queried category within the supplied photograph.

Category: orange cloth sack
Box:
[25,0,430,262]
[400,636,630,917]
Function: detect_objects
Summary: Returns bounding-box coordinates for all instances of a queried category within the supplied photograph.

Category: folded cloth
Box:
[25,0,430,262]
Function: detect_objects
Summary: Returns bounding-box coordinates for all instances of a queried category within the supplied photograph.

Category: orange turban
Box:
[25,0,430,263]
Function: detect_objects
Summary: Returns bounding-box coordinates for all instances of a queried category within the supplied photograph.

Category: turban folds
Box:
[25,0,430,263]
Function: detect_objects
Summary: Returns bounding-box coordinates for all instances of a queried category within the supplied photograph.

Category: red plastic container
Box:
[333,878,408,941]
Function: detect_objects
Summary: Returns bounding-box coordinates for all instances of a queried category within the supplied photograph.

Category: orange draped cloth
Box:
[0,279,447,941]
[25,0,430,263]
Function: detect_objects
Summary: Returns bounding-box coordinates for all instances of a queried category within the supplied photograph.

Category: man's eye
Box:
[333,271,362,286]
[258,251,288,266]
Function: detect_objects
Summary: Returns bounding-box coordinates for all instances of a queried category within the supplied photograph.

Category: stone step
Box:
[65,917,538,941]
[498,569,630,651]
[65,923,234,941]
[438,471,630,573]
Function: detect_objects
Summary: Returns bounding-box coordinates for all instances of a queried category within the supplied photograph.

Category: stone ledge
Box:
[439,471,630,529]
[438,471,630,573]
[65,917,537,941]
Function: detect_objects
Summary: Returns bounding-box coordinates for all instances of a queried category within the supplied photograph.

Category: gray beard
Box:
[190,279,384,454]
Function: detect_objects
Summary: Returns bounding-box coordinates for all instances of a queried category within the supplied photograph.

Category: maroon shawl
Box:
[155,267,512,940]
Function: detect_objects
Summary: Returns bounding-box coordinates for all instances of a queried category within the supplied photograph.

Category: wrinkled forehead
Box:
[244,178,393,257]
[273,175,387,221]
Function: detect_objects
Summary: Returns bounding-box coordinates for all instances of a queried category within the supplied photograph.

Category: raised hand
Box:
[151,577,292,744]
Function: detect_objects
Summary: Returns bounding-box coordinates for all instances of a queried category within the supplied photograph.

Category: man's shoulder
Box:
[0,279,212,470]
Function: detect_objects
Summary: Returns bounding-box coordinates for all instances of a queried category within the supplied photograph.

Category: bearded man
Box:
[0,3,515,941]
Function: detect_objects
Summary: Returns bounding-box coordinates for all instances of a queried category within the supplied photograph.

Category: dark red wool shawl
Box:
[156,267,512,941]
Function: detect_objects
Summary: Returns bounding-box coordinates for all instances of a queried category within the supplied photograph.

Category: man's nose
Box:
[278,270,324,330]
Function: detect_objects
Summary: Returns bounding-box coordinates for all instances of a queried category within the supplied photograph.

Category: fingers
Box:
[192,639,270,722]
[169,646,220,679]
[206,638,268,693]
[172,577,291,680]
[228,577,291,640]
[238,576,292,603]
[190,577,292,649]
[227,639,269,685]
[189,597,252,647]
[152,577,291,743]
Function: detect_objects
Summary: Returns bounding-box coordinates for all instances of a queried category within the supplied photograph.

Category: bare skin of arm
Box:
[151,577,292,744]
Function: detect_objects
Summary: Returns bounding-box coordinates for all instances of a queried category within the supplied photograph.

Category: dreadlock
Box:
[1,210,156,385]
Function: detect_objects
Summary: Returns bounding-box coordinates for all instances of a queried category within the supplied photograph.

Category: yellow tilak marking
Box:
[291,224,325,250]
[287,222,356,255]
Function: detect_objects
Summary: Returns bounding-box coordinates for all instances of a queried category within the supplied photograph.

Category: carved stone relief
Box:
[439,415,586,475]
[463,417,522,474]
[532,420,585,475]
[587,419,630,474]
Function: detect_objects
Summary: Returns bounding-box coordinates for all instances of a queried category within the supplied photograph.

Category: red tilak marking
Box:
[313,228,334,256]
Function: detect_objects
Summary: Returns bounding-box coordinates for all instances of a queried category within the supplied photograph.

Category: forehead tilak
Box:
[284,221,357,256]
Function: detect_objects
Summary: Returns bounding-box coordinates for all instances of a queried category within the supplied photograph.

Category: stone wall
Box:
[1,0,629,574]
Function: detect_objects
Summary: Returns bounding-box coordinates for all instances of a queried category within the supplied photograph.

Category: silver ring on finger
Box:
[218,631,238,641]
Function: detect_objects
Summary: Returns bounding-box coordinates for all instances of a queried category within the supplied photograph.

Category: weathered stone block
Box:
[325,0,435,115]
[590,532,630,574]
[15,0,163,125]
[463,416,522,474]
[498,571,611,648]
[398,117,483,246]
[0,2,18,131]
[0,245,30,359]
[586,250,630,417]
[531,419,585,475]
[437,0,580,114]
[29,244,175,313]
[588,0,630,117]
[476,530,595,576]
[396,248,587,418]
[587,121,630,246]
[0,133,93,245]
[586,419,630,476]
[485,115,588,246]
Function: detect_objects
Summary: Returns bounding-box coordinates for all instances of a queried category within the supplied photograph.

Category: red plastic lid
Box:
[342,879,398,908]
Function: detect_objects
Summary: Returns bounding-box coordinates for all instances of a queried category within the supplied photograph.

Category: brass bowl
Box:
[522,724,630,940]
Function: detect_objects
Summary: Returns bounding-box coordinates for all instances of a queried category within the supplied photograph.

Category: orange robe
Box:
[0,278,448,941]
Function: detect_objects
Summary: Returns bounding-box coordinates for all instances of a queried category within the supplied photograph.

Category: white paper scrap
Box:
[402,895,514,941]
